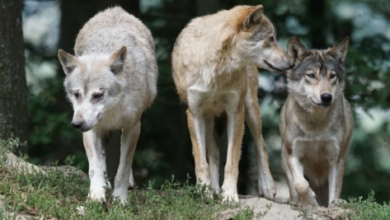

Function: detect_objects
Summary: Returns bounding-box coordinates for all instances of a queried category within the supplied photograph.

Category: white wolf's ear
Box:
[109,46,127,74]
[58,49,79,75]
[329,37,349,63]
[287,37,307,61]
[244,5,264,29]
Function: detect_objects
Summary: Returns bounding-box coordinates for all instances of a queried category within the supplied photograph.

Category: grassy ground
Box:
[0,137,258,220]
[1,137,390,220]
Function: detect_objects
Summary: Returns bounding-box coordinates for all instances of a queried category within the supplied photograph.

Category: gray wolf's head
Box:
[286,37,349,109]
[225,5,294,73]
[57,47,127,131]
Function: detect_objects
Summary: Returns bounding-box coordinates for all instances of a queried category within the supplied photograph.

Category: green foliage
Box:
[339,192,390,220]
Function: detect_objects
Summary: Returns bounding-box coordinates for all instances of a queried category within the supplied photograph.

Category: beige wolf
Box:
[57,6,157,203]
[172,5,294,202]
[280,36,354,207]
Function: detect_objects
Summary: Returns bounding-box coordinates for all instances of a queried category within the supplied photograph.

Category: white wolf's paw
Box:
[88,188,106,203]
[221,184,239,203]
[258,176,276,201]
[113,190,128,205]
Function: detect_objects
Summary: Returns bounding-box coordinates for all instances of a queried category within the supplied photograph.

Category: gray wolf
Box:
[280,36,354,207]
[57,6,158,203]
[172,5,294,202]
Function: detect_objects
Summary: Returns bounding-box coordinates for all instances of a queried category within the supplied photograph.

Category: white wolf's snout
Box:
[72,104,104,132]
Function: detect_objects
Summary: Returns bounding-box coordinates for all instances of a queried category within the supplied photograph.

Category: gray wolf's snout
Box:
[288,61,295,69]
[321,93,332,104]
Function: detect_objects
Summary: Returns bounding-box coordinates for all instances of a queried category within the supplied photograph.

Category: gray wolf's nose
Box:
[321,93,332,104]
[71,121,84,129]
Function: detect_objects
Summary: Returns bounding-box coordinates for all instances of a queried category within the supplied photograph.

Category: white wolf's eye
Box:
[269,36,274,42]
[92,93,104,100]
[330,73,337,79]
[74,92,81,99]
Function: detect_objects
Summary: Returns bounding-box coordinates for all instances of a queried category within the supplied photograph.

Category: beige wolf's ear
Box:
[287,36,307,61]
[109,46,127,74]
[57,49,79,75]
[329,37,349,63]
[244,5,264,29]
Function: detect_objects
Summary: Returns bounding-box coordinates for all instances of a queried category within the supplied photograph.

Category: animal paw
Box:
[89,188,106,203]
[113,189,128,204]
[258,176,276,201]
[221,184,239,202]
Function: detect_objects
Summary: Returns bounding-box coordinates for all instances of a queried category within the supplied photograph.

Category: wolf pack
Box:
[57,5,354,208]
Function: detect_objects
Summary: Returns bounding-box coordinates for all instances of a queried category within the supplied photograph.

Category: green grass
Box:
[336,192,390,220]
[0,137,255,220]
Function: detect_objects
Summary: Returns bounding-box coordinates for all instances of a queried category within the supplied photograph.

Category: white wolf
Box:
[57,6,158,203]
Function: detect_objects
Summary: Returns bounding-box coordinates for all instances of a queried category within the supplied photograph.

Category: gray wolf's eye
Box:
[74,92,80,99]
[306,74,315,78]
[330,74,337,79]
[93,93,104,99]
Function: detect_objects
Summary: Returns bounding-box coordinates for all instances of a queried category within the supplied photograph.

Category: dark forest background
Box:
[2,0,390,203]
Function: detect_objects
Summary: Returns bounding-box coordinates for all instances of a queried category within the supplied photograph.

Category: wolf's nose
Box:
[71,121,84,129]
[289,62,295,69]
[321,93,332,104]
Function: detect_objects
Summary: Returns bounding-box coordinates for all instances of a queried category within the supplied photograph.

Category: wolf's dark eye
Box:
[307,74,315,78]
[93,93,104,99]
[74,92,80,99]
[330,74,337,79]
[269,36,274,42]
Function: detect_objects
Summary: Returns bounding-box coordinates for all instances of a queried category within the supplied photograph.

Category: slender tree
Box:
[0,0,28,146]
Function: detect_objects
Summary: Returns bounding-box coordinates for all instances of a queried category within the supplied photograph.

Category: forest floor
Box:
[0,139,388,220]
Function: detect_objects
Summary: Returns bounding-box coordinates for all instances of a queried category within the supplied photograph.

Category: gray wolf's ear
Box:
[244,5,264,29]
[329,37,349,63]
[58,49,79,75]
[109,46,127,74]
[287,37,307,61]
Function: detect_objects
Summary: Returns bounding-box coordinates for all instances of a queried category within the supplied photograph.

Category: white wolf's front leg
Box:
[113,121,141,204]
[222,98,245,202]
[83,130,108,203]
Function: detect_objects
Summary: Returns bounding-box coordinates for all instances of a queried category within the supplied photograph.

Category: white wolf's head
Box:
[58,47,127,131]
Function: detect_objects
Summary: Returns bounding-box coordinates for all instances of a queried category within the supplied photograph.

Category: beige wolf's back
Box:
[75,6,157,107]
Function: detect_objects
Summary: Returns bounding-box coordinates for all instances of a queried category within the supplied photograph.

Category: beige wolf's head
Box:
[286,37,349,109]
[223,5,294,72]
[57,47,127,131]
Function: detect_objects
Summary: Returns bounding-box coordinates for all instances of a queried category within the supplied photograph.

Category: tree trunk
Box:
[0,0,28,147]
[308,0,326,48]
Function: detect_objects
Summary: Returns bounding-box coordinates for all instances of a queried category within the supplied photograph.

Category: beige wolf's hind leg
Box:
[186,109,212,196]
[112,121,141,204]
[221,101,245,202]
[205,117,220,194]
[245,84,276,201]
[83,131,109,203]
[281,145,299,205]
